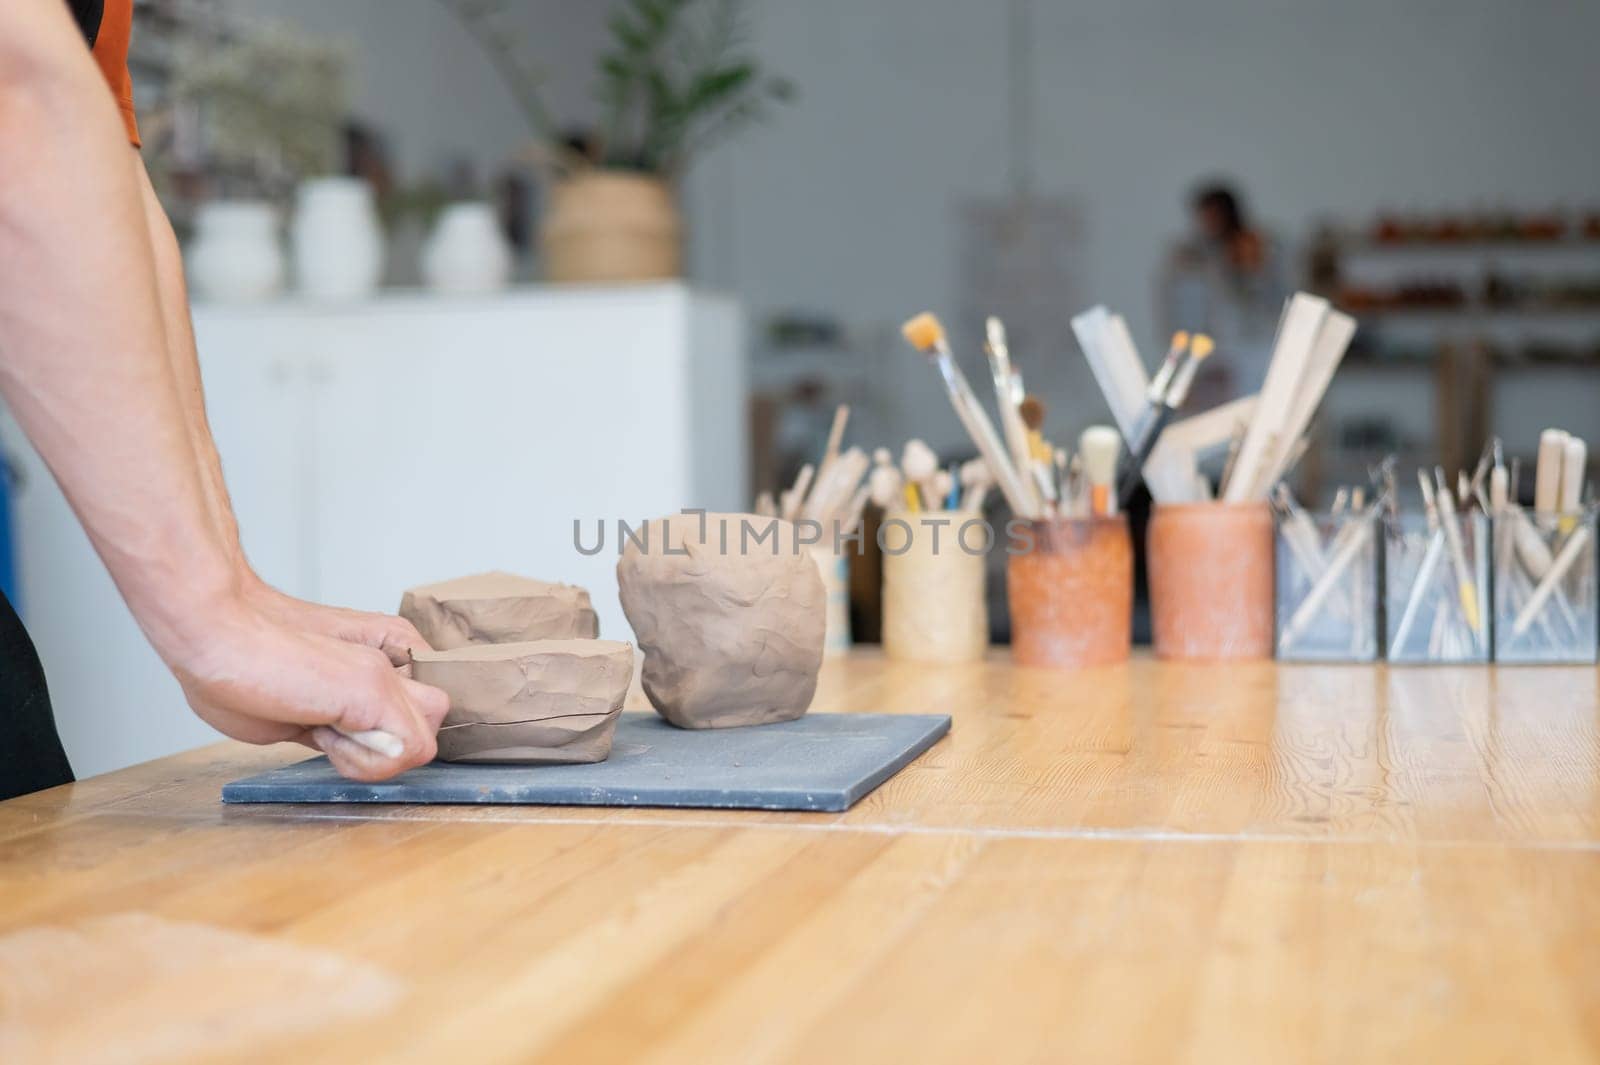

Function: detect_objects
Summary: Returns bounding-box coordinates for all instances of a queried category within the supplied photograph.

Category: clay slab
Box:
[224,712,953,812]
[399,571,599,650]
[411,639,633,763]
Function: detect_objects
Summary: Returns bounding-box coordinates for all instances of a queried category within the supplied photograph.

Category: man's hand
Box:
[242,574,431,670]
[172,600,449,781]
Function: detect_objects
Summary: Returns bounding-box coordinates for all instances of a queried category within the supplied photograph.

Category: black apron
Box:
[0,588,73,800]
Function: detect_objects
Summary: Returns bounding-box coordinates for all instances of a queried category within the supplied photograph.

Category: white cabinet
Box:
[4,284,744,777]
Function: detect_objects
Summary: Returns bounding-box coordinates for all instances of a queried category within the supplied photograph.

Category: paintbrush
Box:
[1115,334,1214,503]
[985,317,1038,512]
[1080,426,1121,517]
[1146,330,1191,404]
[901,313,1036,517]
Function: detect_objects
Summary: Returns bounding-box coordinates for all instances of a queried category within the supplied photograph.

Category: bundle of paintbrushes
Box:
[754,404,873,536]
[1072,292,1356,503]
[1490,427,1597,663]
[898,313,1124,520]
[1384,459,1491,663]
[1272,477,1384,662]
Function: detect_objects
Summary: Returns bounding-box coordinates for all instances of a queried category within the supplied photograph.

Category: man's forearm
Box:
[0,10,241,662]
[134,162,251,575]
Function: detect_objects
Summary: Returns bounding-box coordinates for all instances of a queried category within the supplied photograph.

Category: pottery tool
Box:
[903,482,922,513]
[1079,426,1121,517]
[1222,293,1331,502]
[1279,501,1376,650]
[868,462,902,511]
[1145,393,1260,503]
[959,458,993,513]
[933,468,955,511]
[335,728,405,759]
[814,405,850,487]
[901,437,940,509]
[1274,484,1328,578]
[1512,522,1593,639]
[901,313,1036,516]
[1560,434,1587,528]
[780,464,815,521]
[1535,428,1568,514]
[803,447,869,525]
[985,316,1039,513]
[754,490,777,518]
[1434,467,1481,636]
[1070,305,1148,440]
[1392,473,1448,653]
[840,484,873,536]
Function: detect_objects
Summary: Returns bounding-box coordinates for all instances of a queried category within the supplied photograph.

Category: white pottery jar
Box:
[421,202,513,294]
[186,201,284,303]
[291,177,384,301]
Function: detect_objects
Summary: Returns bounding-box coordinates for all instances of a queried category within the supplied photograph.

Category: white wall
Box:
[683,0,1600,447]
[243,0,609,180]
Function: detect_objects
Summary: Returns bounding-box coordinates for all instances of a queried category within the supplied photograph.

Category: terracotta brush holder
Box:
[1147,501,1274,661]
[1007,516,1132,669]
[881,511,989,664]
[411,639,633,763]
[617,513,825,729]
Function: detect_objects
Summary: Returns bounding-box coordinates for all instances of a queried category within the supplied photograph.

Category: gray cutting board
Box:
[222,711,951,812]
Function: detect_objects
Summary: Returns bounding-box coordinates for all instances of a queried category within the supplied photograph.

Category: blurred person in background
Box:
[1160,181,1289,409]
[0,0,449,799]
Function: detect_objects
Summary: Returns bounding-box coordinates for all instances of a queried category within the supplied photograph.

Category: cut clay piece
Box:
[616,512,825,729]
[410,639,633,763]
[399,570,599,650]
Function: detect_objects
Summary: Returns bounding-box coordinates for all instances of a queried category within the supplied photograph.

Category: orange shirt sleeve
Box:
[91,0,140,147]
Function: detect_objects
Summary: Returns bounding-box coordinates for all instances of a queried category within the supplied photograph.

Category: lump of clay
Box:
[616,512,825,729]
[411,639,633,763]
[399,571,599,650]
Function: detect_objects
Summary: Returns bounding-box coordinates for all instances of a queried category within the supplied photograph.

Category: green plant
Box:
[436,0,791,178]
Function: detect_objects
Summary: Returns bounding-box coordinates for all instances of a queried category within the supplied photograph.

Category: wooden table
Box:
[4,652,1600,1063]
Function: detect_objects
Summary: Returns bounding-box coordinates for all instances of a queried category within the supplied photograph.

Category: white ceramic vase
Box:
[291,177,384,302]
[186,201,284,303]
[421,202,513,294]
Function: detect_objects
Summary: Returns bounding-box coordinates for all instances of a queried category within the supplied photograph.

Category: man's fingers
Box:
[402,677,451,731]
[311,726,403,783]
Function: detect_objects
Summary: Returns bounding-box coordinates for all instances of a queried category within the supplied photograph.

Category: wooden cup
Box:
[1147,501,1274,661]
[1007,516,1133,669]
[881,512,989,663]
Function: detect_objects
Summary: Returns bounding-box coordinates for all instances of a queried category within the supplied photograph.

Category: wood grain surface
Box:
[3,651,1599,1063]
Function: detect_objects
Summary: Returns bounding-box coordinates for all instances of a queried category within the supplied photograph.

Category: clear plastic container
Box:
[1274,510,1379,662]
[1384,511,1489,664]
[1492,507,1598,665]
